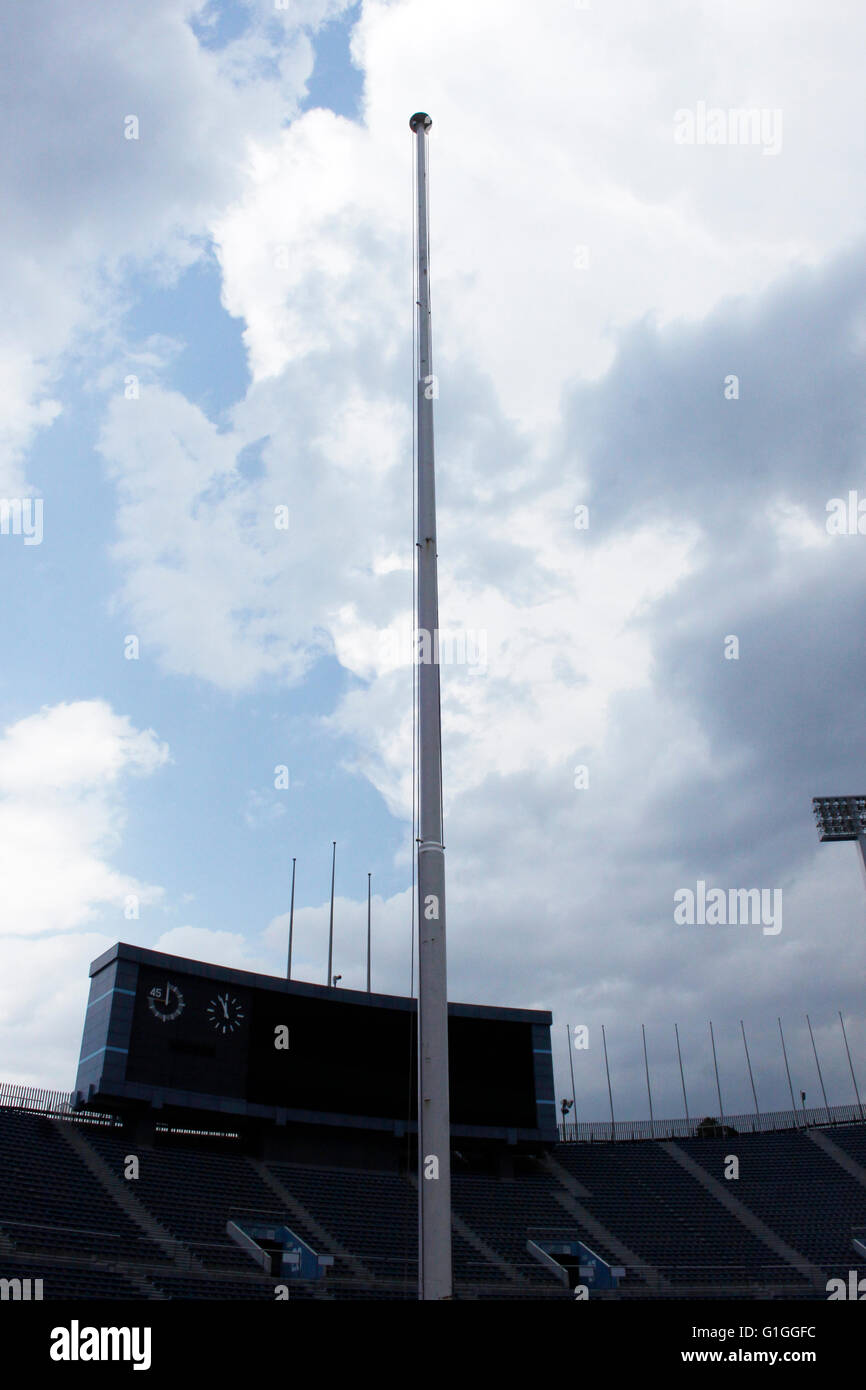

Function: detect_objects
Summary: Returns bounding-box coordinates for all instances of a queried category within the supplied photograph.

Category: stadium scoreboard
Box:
[75,944,556,1142]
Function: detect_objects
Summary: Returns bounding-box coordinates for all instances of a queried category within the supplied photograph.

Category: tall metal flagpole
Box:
[411,110,452,1301]
[327,841,336,987]
[287,856,296,980]
[366,872,372,993]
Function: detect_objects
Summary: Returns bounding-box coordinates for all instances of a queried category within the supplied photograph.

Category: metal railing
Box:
[558,1100,866,1143]
[3,1080,864,1145]
[0,1082,74,1114]
[0,1082,120,1125]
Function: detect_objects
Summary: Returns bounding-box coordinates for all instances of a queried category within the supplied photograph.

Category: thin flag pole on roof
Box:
[740,1019,760,1127]
[806,1013,830,1122]
[602,1024,615,1140]
[839,1011,864,1121]
[286,856,296,980]
[675,1023,690,1131]
[642,1024,654,1135]
[778,1017,798,1125]
[366,872,372,993]
[326,841,336,987]
[709,1020,724,1124]
[567,1023,577,1137]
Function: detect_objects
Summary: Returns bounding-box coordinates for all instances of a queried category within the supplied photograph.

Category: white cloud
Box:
[0,0,350,492]
[0,700,169,1088]
[99,387,335,690]
[0,931,115,1091]
[0,700,169,799]
[0,701,169,937]
[214,0,861,449]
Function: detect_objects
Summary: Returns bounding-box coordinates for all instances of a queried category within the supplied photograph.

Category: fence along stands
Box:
[2,1082,863,1143]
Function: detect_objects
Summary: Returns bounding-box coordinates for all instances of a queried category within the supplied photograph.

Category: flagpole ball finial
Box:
[410,112,432,132]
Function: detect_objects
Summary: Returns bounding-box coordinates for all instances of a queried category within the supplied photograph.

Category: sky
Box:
[2,0,866,1129]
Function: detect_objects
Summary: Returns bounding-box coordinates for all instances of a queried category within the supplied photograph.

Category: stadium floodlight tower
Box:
[410,110,452,1302]
[812,796,866,891]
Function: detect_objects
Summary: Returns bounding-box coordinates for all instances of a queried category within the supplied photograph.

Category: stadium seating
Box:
[0,1111,171,1270]
[676,1129,866,1283]
[3,1104,866,1299]
[555,1138,812,1287]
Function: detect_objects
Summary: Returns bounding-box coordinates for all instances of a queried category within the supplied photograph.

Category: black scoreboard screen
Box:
[75,944,556,1140]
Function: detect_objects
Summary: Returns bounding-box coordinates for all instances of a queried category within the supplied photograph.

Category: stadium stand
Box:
[3,1095,866,1300]
[675,1129,866,1285]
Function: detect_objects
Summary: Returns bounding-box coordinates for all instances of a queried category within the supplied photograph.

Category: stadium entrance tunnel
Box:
[527,1237,625,1293]
[227,1220,333,1281]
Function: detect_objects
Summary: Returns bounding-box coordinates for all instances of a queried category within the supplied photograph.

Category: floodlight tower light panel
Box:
[812,796,866,841]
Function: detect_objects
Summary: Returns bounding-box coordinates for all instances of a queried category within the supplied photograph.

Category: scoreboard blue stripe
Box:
[78,1045,130,1065]
[87,987,136,1009]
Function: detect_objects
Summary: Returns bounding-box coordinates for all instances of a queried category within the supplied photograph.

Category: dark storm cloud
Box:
[569,246,866,533]
[440,242,866,1121]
